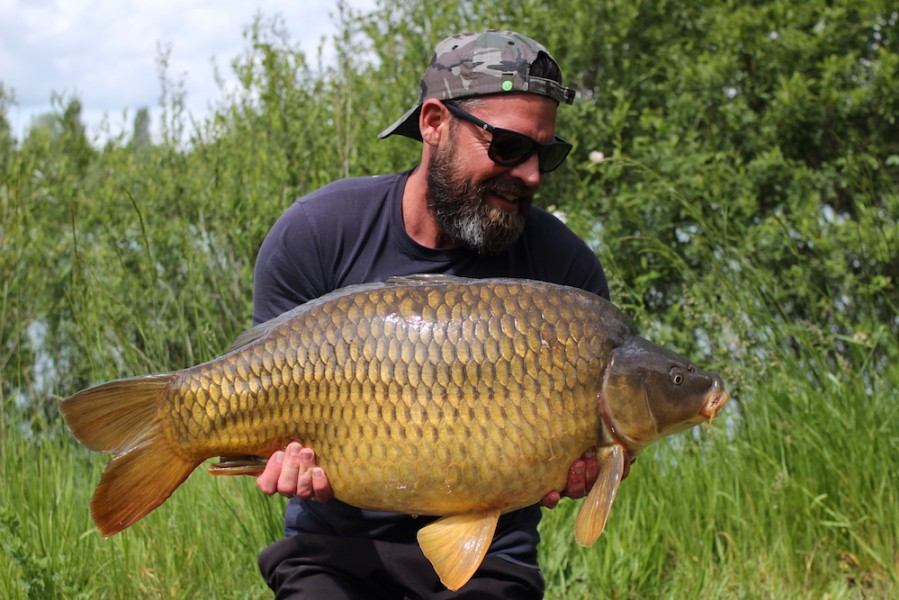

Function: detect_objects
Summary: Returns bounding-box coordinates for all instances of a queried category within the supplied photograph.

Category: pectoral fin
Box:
[574,444,626,546]
[417,509,501,591]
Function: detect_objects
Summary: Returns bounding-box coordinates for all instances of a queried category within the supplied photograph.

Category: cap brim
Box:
[378,103,423,140]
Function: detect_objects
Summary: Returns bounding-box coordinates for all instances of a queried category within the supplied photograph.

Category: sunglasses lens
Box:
[489,132,572,172]
[488,132,536,166]
[537,141,573,173]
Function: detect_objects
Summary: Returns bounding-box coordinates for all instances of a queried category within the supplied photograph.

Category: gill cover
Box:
[601,336,723,449]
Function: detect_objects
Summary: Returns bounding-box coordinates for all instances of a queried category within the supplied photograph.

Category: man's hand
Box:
[541,449,598,509]
[256,442,334,502]
[541,448,636,509]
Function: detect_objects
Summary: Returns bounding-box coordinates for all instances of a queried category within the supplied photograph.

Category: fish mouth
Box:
[700,388,730,423]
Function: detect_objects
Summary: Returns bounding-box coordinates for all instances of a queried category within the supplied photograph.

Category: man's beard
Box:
[426,142,533,254]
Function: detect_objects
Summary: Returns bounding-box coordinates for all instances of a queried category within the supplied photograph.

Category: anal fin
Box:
[575,444,625,546]
[417,509,501,591]
[207,455,268,476]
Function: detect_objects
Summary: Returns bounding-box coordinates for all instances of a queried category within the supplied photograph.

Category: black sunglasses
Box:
[443,102,573,173]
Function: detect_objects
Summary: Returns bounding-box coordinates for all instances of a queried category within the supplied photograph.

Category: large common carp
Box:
[61,275,728,591]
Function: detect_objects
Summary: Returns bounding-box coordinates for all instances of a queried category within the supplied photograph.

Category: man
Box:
[252,30,609,599]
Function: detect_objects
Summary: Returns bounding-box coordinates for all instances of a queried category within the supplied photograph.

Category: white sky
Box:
[0,0,376,142]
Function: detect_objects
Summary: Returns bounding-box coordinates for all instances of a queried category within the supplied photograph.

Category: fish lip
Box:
[700,389,730,422]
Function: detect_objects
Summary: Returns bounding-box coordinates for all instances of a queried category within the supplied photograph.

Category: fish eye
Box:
[669,367,684,385]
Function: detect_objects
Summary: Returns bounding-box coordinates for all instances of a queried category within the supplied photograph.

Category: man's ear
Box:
[419,99,449,147]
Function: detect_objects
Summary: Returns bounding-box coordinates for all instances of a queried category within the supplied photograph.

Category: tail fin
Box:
[60,374,200,537]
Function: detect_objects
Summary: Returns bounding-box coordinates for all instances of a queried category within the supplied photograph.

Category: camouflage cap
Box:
[378,30,575,141]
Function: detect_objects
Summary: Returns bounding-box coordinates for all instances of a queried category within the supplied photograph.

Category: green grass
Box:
[0,426,286,599]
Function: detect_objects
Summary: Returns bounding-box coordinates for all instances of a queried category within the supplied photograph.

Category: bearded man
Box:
[252,30,610,599]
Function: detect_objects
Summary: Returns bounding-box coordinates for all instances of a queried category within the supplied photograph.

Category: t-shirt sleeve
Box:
[252,201,328,325]
[565,243,610,301]
[528,209,611,301]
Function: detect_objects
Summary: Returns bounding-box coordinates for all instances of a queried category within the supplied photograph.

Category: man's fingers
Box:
[256,442,333,500]
[311,467,334,502]
[277,443,310,497]
[582,449,598,489]
[566,459,588,499]
[540,490,562,509]
[256,450,285,495]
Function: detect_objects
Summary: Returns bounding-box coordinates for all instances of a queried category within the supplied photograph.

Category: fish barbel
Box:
[61,275,728,590]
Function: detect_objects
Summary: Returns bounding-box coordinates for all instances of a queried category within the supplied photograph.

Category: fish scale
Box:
[61,275,728,591]
[174,279,597,511]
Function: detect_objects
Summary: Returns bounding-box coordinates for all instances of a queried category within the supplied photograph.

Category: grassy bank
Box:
[1,426,283,598]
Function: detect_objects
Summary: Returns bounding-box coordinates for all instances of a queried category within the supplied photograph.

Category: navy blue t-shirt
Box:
[252,169,609,569]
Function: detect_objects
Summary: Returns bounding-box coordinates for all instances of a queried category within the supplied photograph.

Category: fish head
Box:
[600,336,729,451]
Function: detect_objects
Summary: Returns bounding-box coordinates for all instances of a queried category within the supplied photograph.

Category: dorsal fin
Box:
[231,275,477,352]
[229,281,388,352]
[230,309,304,352]
[384,274,473,285]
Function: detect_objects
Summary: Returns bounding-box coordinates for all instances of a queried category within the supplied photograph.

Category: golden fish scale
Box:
[165,280,622,514]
